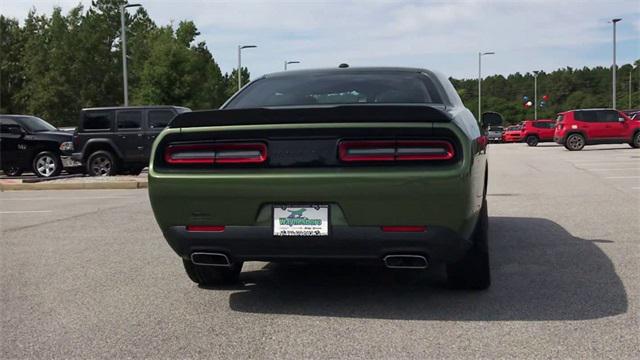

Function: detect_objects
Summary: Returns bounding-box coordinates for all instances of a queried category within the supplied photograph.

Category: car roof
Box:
[82,105,187,111]
[262,66,437,79]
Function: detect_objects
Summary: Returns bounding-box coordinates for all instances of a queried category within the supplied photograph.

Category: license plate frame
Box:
[272,205,330,237]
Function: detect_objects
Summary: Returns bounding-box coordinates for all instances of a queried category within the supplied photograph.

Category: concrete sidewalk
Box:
[0,175,148,191]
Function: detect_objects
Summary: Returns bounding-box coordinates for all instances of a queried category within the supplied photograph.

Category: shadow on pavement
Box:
[224,217,627,321]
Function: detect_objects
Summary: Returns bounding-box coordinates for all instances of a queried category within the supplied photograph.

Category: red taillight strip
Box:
[186,225,225,232]
[339,140,455,162]
[381,226,427,232]
[165,143,267,165]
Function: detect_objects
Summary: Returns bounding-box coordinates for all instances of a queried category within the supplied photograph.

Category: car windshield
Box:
[225,71,444,108]
[18,116,57,132]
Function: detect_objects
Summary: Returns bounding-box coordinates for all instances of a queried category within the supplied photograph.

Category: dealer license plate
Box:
[273,205,329,236]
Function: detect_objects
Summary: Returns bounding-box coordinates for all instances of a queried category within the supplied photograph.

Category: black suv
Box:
[1,115,80,177]
[72,106,189,176]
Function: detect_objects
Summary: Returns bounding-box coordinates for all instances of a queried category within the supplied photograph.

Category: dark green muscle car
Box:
[148,67,492,289]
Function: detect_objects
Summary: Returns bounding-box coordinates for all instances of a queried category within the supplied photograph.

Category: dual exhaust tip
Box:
[383,255,429,269]
[191,252,232,267]
[190,252,429,270]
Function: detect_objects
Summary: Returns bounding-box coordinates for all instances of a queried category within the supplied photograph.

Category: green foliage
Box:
[453,64,640,124]
[0,1,239,126]
[1,2,638,127]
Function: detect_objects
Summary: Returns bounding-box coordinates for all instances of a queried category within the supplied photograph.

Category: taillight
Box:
[165,143,267,165]
[339,140,454,162]
[186,225,225,232]
[381,226,426,232]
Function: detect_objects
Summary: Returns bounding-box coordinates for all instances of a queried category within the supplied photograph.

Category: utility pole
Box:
[120,3,142,106]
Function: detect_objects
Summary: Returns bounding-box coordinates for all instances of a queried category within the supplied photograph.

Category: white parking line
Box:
[587,168,640,171]
[0,210,53,214]
[0,196,133,201]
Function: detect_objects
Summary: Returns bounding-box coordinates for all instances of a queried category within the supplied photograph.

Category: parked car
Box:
[502,124,523,143]
[554,108,640,151]
[521,119,556,146]
[148,67,492,290]
[71,106,190,176]
[487,125,504,143]
[0,115,81,177]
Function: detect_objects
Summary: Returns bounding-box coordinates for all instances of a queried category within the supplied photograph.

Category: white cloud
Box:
[3,0,639,79]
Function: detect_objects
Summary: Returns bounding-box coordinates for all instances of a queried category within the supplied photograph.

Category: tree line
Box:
[1,0,248,126]
[452,61,639,124]
[1,0,638,126]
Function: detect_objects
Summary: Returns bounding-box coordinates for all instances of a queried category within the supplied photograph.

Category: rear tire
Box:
[32,151,62,177]
[630,132,640,148]
[2,165,23,177]
[564,133,585,151]
[87,150,118,176]
[182,259,242,287]
[526,135,539,147]
[446,200,490,290]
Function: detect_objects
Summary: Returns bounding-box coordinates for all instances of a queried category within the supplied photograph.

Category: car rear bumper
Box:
[163,225,473,264]
[554,135,565,144]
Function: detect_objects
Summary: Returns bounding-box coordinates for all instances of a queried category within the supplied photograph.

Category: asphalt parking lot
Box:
[1,143,639,359]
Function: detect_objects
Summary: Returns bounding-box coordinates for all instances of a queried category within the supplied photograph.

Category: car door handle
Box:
[138,133,143,137]
[137,146,144,150]
[121,135,127,139]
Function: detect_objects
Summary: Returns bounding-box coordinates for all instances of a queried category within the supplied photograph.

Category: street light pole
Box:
[612,18,622,109]
[120,3,141,107]
[533,71,541,120]
[237,45,257,91]
[284,60,300,71]
[478,51,495,120]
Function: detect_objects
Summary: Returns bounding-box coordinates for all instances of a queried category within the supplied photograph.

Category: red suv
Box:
[521,119,556,146]
[554,109,640,151]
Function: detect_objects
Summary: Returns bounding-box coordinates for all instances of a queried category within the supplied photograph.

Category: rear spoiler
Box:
[168,104,452,128]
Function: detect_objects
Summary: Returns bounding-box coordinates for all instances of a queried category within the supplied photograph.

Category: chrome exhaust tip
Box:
[191,252,232,267]
[383,255,428,269]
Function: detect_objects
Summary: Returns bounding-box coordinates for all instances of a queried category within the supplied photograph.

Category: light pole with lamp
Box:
[611,18,622,109]
[284,60,300,71]
[478,51,495,120]
[238,45,257,91]
[120,3,142,106]
[533,70,541,120]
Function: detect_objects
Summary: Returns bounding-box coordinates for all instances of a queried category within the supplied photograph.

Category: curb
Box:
[0,180,148,191]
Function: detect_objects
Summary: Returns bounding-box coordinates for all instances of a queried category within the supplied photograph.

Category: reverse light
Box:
[339,140,454,162]
[571,124,578,129]
[165,143,267,165]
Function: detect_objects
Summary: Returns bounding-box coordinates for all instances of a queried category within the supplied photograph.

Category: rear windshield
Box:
[225,72,443,109]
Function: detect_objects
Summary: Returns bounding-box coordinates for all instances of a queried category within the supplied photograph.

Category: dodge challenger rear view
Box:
[148,67,491,290]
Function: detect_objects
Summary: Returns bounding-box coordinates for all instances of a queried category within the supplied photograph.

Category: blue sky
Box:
[3,0,639,80]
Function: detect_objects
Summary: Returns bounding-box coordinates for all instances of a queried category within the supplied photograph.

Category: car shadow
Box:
[579,146,633,151]
[222,217,627,321]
